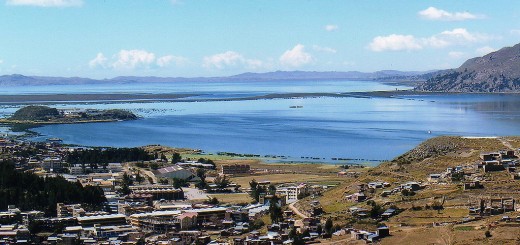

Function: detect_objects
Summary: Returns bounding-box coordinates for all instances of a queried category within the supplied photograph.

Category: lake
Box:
[2,80,520,165]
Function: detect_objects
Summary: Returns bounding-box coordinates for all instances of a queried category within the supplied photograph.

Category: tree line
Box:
[67,147,154,165]
[0,160,106,217]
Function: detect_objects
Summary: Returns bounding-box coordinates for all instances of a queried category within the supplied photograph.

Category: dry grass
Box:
[208,193,252,205]
[231,174,344,187]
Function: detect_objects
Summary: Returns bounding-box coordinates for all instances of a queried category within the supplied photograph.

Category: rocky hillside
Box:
[416,43,520,92]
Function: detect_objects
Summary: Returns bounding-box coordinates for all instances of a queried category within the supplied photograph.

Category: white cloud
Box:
[156,55,188,67]
[279,44,313,67]
[418,7,480,21]
[438,28,489,43]
[448,51,465,59]
[476,46,496,56]
[324,24,338,32]
[6,0,82,7]
[368,34,422,52]
[0,59,3,64]
[203,51,263,70]
[312,45,337,53]
[88,53,108,68]
[89,50,187,70]
[203,51,242,69]
[369,28,493,52]
[112,49,155,70]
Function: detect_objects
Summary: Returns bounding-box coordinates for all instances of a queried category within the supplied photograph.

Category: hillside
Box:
[0,70,429,86]
[416,43,520,92]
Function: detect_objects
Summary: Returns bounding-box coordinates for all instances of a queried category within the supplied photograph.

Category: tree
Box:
[369,201,383,219]
[119,172,133,195]
[324,218,333,235]
[135,172,144,184]
[205,197,219,205]
[171,153,182,164]
[149,162,159,170]
[269,194,283,223]
[195,168,207,189]
[268,184,277,195]
[172,178,186,189]
[160,153,168,162]
[214,175,230,189]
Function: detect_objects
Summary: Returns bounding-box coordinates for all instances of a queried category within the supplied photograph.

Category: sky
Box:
[0,0,519,79]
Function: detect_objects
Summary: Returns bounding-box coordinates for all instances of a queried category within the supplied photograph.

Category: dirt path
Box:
[289,200,309,219]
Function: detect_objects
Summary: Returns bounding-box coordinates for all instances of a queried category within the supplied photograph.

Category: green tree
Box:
[172,178,186,189]
[269,194,283,223]
[195,168,207,189]
[119,172,133,195]
[214,175,230,189]
[160,153,168,162]
[135,172,144,184]
[171,153,182,164]
[324,218,333,235]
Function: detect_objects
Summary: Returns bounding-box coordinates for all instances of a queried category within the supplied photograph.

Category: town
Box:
[2,136,520,244]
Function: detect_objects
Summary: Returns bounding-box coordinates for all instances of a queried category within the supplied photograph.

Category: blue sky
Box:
[0,0,519,78]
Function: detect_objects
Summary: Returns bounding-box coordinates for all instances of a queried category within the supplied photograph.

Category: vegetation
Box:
[67,147,154,165]
[6,106,137,123]
[171,153,182,164]
[119,173,133,195]
[249,179,266,203]
[0,160,106,216]
[10,106,59,121]
[195,168,207,189]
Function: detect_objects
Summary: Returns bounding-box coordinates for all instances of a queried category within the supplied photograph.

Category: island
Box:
[0,105,138,126]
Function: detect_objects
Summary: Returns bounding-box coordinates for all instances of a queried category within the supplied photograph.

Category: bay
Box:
[2,80,520,164]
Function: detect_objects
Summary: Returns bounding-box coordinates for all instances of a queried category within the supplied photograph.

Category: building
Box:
[220,164,250,175]
[57,203,85,218]
[130,185,184,200]
[276,183,308,202]
[129,210,198,233]
[76,214,127,227]
[42,156,64,172]
[155,166,195,180]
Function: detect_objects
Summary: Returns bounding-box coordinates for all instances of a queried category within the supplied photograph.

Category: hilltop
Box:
[416,43,520,92]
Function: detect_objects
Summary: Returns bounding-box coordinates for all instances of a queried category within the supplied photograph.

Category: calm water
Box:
[2,80,520,164]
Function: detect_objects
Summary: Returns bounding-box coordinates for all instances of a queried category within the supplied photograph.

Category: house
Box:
[381,209,396,219]
[463,181,483,190]
[346,192,366,202]
[428,174,442,183]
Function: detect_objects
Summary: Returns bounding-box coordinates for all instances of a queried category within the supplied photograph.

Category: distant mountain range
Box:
[0,70,430,86]
[416,43,520,92]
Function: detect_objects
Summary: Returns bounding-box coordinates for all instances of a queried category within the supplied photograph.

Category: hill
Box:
[10,106,60,121]
[6,106,137,123]
[0,70,429,86]
[416,43,520,92]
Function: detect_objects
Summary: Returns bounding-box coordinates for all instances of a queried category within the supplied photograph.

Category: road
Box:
[288,200,308,219]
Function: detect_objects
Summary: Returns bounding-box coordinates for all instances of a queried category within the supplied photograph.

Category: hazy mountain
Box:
[0,70,429,86]
[416,43,520,92]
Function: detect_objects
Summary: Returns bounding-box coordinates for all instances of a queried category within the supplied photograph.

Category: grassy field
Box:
[208,193,252,205]
[230,173,345,187]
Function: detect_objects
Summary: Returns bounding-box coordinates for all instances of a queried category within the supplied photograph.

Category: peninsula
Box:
[0,105,138,126]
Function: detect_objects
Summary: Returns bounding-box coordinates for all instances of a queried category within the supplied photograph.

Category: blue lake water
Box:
[2,80,520,164]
